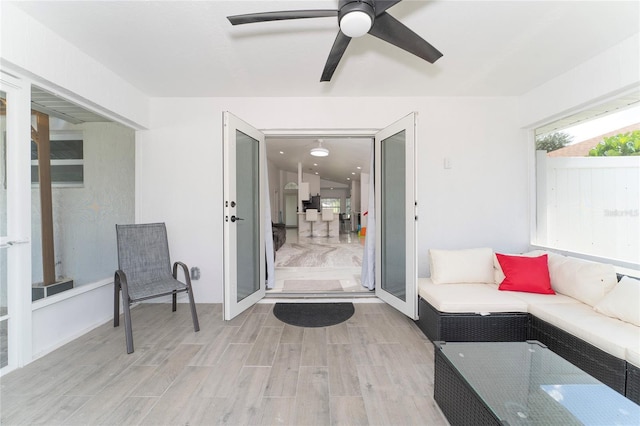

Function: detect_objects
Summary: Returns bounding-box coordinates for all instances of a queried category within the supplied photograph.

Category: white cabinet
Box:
[298,182,310,201]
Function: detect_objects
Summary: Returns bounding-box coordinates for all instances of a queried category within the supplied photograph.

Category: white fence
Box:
[536,151,640,265]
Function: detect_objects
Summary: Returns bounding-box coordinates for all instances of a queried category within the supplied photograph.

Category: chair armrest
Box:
[115,269,132,303]
[173,261,192,285]
[115,269,128,286]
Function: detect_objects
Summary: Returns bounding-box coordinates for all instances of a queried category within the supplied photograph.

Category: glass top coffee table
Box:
[434,341,640,425]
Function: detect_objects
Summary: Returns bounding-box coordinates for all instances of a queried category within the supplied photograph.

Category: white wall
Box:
[351,179,361,231]
[1,4,149,366]
[267,158,280,221]
[31,122,135,286]
[302,173,321,196]
[31,280,113,358]
[360,173,370,229]
[0,3,149,129]
[519,33,640,128]
[137,97,527,302]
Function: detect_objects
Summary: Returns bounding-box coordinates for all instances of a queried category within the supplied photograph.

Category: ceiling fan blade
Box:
[368,12,443,63]
[228,10,338,25]
[373,0,402,16]
[321,31,352,82]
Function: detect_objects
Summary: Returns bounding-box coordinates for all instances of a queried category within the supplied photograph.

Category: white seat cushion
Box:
[418,278,527,313]
[498,285,581,306]
[529,302,640,360]
[627,346,640,368]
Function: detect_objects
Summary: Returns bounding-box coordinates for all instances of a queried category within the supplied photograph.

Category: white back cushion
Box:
[548,256,617,306]
[429,248,495,284]
[594,276,640,327]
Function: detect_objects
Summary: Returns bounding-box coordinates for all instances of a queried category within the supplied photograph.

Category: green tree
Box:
[536,132,573,152]
[588,130,640,156]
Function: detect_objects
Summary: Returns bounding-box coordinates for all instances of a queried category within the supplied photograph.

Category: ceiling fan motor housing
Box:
[338,0,376,33]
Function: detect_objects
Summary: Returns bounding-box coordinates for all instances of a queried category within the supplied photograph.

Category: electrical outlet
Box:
[190,266,201,280]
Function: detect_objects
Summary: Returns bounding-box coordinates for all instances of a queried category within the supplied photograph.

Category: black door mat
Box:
[273,302,355,327]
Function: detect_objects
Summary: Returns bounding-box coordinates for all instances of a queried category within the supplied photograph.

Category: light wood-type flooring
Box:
[1,302,449,425]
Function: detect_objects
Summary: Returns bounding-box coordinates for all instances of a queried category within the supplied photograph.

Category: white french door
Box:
[222,112,417,321]
[375,113,418,319]
[223,112,266,320]
[0,74,32,373]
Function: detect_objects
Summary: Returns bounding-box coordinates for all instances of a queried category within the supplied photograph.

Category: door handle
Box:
[230,216,244,222]
[0,239,29,248]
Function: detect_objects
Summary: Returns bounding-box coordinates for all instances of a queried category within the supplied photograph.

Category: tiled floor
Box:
[269,229,369,294]
[1,302,449,425]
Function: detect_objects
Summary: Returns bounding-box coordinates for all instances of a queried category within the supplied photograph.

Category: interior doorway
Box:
[284,193,297,227]
[265,135,373,296]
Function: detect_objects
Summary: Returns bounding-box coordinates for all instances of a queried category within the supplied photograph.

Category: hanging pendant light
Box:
[310,140,329,157]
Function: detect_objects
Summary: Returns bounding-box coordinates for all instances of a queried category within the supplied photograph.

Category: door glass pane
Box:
[381,130,406,301]
[1,90,8,368]
[1,90,6,237]
[235,130,260,302]
[0,319,7,368]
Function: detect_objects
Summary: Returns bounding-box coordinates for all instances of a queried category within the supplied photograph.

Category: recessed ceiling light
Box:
[279,151,284,154]
[313,163,318,166]
[351,172,356,175]
[347,177,351,180]
[357,166,362,170]
[315,172,319,175]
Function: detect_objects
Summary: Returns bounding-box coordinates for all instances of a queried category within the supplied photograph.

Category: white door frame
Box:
[374,113,418,319]
[223,112,266,320]
[0,72,33,374]
[264,122,418,320]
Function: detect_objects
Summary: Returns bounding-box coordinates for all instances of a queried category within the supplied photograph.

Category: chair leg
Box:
[172,292,177,312]
[114,274,120,328]
[186,285,200,332]
[173,262,199,332]
[123,301,134,354]
[117,271,134,353]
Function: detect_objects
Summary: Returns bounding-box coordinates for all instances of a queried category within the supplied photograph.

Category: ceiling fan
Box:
[227,0,443,82]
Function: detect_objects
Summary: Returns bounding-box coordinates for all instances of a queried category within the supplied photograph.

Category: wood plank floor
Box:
[1,302,449,425]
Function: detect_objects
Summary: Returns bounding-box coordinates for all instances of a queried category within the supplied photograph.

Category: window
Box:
[534,100,640,266]
[31,131,84,187]
[321,197,341,214]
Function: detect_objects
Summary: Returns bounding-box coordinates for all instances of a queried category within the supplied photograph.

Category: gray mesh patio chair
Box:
[114,223,199,354]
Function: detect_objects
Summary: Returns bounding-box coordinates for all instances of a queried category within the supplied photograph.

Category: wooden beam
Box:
[33,111,56,286]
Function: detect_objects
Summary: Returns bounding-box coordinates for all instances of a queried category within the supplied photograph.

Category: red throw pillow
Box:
[496,253,555,294]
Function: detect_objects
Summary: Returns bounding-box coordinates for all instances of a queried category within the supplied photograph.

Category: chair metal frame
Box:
[114,223,199,354]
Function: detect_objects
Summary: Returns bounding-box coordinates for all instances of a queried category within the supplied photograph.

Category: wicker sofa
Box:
[415,248,640,404]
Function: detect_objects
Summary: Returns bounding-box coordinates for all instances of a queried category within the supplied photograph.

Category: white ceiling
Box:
[11,1,640,98]
[267,136,372,185]
[10,0,640,185]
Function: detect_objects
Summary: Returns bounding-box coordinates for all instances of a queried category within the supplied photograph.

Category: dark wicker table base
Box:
[434,348,501,425]
[417,296,638,403]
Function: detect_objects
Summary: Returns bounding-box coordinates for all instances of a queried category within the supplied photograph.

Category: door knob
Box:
[230,216,244,222]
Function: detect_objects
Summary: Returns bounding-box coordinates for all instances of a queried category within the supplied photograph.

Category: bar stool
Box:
[306,209,318,237]
[322,208,334,237]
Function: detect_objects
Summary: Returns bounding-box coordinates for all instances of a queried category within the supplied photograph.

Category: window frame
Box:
[530,100,640,273]
[31,130,84,188]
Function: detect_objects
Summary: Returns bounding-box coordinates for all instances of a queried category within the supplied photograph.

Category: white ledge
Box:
[32,277,113,311]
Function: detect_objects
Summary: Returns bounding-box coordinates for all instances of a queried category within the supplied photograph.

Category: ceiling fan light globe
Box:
[340,11,372,37]
[310,147,330,157]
